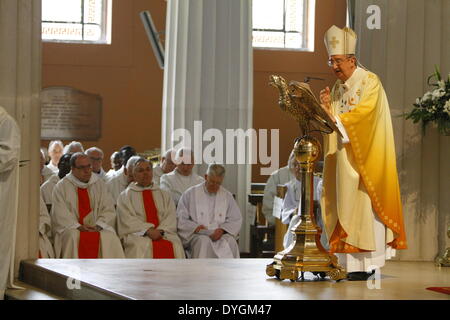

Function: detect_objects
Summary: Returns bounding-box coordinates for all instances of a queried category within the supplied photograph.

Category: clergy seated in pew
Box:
[281,160,328,250]
[160,148,204,206]
[117,157,185,258]
[51,152,125,259]
[39,192,55,258]
[47,140,64,174]
[262,151,295,226]
[41,153,72,205]
[177,164,242,258]
[86,147,108,181]
[152,148,176,187]
[106,149,139,200]
[63,140,84,154]
[105,151,123,181]
[40,149,55,185]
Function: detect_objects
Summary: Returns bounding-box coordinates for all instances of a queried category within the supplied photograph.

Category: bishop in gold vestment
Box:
[320,26,407,279]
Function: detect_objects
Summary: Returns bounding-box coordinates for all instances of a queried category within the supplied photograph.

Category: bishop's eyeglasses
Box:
[327,56,352,67]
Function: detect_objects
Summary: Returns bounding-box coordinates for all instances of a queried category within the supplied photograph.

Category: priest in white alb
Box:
[51,152,125,259]
[46,140,64,174]
[117,157,185,259]
[40,153,72,205]
[106,155,140,200]
[63,141,84,154]
[281,160,326,250]
[39,192,55,258]
[152,149,176,187]
[86,147,107,181]
[262,151,295,226]
[0,106,20,299]
[177,164,242,258]
[105,151,122,181]
[40,149,55,185]
[160,148,204,206]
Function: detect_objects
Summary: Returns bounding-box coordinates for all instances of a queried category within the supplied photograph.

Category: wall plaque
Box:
[41,86,102,140]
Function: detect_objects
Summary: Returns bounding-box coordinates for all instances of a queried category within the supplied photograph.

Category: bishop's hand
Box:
[320,87,331,106]
[320,87,335,122]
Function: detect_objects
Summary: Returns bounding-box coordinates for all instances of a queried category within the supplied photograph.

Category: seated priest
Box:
[39,192,55,258]
[86,147,107,181]
[177,163,242,258]
[281,160,327,250]
[46,140,64,174]
[152,149,176,187]
[51,152,125,259]
[160,148,204,206]
[117,157,185,259]
[40,149,55,185]
[40,153,72,205]
[262,151,295,226]
[105,151,122,181]
[106,155,140,200]
[63,141,84,154]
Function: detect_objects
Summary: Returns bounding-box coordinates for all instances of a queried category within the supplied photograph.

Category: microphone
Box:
[304,76,325,83]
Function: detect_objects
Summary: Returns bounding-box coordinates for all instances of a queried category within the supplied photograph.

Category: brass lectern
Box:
[265,75,347,281]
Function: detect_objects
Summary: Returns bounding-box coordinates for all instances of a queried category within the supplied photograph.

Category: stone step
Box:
[18,260,129,300]
[5,281,64,300]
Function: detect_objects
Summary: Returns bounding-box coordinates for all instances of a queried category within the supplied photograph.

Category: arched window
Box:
[252,0,315,51]
[42,0,112,44]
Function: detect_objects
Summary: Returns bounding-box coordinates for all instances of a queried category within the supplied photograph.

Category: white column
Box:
[162,0,253,252]
[0,0,41,279]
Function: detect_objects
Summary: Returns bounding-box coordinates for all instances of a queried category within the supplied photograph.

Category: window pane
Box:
[285,0,304,32]
[84,24,102,41]
[42,0,111,43]
[252,31,285,48]
[84,0,103,24]
[285,32,302,48]
[42,0,82,22]
[42,22,83,41]
[253,0,284,30]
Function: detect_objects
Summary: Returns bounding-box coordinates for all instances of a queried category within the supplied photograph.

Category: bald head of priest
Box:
[175,148,195,176]
[204,163,225,194]
[159,148,204,205]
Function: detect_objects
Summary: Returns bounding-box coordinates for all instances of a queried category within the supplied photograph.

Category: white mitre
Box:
[324,25,357,56]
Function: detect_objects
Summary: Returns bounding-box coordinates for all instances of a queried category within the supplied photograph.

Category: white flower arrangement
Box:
[405,67,450,135]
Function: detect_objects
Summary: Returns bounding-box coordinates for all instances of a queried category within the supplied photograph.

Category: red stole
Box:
[77,187,100,258]
[142,190,174,258]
